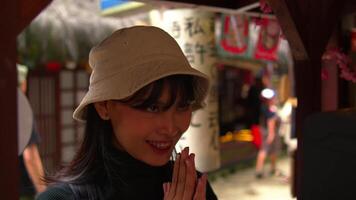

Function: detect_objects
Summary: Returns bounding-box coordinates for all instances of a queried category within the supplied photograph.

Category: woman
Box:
[37,26,217,200]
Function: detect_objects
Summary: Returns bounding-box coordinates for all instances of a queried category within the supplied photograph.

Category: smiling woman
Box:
[94,75,195,166]
[36,26,218,200]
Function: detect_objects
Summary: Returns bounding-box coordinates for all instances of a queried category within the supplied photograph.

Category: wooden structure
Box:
[1,0,355,199]
[0,1,52,199]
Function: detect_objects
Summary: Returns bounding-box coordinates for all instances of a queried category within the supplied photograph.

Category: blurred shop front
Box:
[214,14,293,168]
[18,0,295,173]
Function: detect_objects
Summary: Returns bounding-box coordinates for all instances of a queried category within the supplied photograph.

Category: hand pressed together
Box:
[163,147,207,200]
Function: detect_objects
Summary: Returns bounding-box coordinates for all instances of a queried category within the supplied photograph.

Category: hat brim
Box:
[73,59,210,122]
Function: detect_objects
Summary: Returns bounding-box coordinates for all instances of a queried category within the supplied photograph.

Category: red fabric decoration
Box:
[45,61,61,72]
[220,15,249,54]
[254,18,281,61]
[260,0,273,14]
[322,48,356,83]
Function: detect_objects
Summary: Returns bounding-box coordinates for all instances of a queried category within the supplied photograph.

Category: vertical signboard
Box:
[151,9,220,172]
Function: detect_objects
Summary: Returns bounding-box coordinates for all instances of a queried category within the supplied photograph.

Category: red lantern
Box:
[45,61,61,72]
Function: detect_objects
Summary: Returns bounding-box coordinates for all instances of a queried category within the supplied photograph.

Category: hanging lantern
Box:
[45,61,61,72]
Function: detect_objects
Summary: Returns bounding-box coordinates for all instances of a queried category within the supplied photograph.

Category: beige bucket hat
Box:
[73,26,210,122]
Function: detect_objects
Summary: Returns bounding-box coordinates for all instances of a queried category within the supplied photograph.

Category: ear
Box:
[94,101,110,120]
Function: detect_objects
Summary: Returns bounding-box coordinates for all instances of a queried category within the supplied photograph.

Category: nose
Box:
[157,110,179,137]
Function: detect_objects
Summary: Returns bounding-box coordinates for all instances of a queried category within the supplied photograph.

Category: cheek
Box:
[107,111,135,147]
[110,121,125,148]
[110,112,149,141]
[178,111,192,131]
[110,119,142,151]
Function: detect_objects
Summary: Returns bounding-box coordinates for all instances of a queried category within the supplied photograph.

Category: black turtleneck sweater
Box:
[36,146,218,200]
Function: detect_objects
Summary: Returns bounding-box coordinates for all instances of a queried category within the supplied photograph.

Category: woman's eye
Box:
[146,105,160,113]
[177,103,192,111]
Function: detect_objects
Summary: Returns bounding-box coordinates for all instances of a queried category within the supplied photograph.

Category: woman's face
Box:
[105,83,192,166]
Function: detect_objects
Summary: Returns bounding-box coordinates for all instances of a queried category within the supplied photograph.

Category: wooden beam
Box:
[0,1,19,199]
[267,0,350,198]
[341,0,356,16]
[139,0,259,14]
[0,0,52,198]
[17,0,52,34]
[162,0,258,10]
[266,0,308,61]
[217,58,265,74]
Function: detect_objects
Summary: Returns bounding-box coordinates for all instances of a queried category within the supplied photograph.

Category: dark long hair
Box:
[45,75,196,197]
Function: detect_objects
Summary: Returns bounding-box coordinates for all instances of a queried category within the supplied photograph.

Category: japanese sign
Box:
[150,9,220,172]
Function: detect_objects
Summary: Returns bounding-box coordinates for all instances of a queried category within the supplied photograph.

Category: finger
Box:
[168,153,181,199]
[163,183,167,198]
[201,175,207,199]
[163,182,171,200]
[167,182,171,192]
[193,174,207,200]
[192,153,197,181]
[182,153,196,200]
[175,147,189,199]
[163,182,168,193]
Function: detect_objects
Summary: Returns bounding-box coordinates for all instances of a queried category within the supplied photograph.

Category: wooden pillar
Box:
[0,1,19,199]
[322,30,339,111]
[0,0,51,198]
[267,0,345,198]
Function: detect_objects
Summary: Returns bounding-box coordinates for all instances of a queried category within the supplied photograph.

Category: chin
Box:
[147,157,171,167]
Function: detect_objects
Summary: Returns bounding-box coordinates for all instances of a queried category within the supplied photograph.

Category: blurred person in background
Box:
[18,64,47,200]
[255,88,281,179]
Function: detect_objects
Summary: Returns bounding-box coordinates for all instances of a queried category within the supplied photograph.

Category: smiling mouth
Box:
[146,140,172,150]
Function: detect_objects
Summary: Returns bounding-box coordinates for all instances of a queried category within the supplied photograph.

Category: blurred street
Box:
[210,156,296,200]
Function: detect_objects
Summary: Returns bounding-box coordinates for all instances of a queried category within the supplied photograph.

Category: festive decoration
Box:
[259,0,273,14]
[322,48,356,83]
[45,61,62,72]
[220,15,249,55]
[254,18,281,61]
[252,16,267,28]
[258,1,286,40]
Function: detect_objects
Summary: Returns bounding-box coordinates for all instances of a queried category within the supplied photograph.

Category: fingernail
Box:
[185,158,190,166]
[182,147,188,158]
[184,147,189,155]
[179,152,184,159]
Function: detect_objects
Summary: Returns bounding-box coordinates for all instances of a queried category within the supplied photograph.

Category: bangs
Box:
[119,75,196,110]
